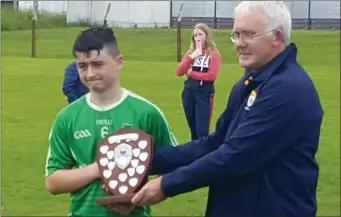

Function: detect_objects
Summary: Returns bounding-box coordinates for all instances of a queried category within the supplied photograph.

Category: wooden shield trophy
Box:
[96,127,154,205]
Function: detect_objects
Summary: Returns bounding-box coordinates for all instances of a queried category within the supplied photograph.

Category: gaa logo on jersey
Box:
[74,129,92,139]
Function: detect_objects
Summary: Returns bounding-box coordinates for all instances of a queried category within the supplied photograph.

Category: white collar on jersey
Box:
[86,88,128,112]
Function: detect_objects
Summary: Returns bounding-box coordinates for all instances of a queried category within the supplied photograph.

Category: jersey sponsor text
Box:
[96,119,112,126]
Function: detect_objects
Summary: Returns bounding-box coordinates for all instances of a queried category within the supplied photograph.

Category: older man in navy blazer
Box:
[128,2,324,217]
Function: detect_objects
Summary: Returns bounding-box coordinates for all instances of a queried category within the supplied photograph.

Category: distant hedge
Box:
[1,6,67,31]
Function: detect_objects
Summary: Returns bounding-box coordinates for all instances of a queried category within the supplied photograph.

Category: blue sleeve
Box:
[150,132,221,175]
[160,80,318,197]
[62,62,79,103]
[149,85,240,176]
[150,113,228,175]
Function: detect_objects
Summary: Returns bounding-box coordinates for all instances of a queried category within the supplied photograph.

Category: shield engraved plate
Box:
[96,127,154,205]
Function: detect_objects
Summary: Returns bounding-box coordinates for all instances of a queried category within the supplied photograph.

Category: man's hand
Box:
[104,203,136,216]
[131,176,166,206]
[100,184,136,215]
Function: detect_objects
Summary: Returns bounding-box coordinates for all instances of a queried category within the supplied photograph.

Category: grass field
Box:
[1,27,340,216]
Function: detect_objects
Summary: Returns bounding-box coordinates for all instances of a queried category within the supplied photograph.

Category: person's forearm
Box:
[176,56,193,76]
[46,163,100,194]
[150,132,222,175]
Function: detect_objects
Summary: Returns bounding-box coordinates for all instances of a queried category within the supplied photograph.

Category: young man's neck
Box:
[90,84,124,108]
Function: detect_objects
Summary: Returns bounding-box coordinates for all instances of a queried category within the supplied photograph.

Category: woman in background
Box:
[176,23,221,141]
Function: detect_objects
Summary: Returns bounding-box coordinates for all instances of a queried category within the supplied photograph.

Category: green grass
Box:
[1,27,340,216]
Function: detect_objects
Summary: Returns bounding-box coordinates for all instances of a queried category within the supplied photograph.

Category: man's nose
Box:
[234,38,247,48]
[86,67,96,78]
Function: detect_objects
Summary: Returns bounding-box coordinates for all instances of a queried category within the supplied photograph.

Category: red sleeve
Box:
[188,51,221,82]
[176,55,193,77]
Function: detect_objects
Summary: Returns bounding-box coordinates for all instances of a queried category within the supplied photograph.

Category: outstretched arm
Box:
[149,85,240,176]
[150,112,228,175]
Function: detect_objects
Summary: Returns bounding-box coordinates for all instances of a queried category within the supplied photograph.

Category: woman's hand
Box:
[189,49,202,59]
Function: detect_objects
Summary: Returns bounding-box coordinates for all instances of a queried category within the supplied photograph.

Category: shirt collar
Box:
[244,43,298,85]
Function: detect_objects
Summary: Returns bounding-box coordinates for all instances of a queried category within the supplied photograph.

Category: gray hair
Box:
[234,1,292,45]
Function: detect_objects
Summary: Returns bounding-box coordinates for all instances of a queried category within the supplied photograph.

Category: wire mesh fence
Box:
[170,1,341,30]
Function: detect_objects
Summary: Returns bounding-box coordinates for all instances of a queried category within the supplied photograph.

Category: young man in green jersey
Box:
[45,27,178,217]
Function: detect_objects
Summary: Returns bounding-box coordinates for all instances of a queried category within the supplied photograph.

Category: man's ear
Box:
[116,55,123,70]
[273,29,285,47]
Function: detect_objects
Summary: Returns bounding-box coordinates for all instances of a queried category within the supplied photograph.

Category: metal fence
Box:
[170,1,340,30]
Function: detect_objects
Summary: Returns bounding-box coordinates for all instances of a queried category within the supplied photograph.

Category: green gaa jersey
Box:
[45,89,178,217]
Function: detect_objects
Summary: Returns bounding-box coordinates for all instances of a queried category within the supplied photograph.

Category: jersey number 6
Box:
[101,126,109,138]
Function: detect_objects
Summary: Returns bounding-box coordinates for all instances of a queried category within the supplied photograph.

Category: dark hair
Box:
[72,27,119,57]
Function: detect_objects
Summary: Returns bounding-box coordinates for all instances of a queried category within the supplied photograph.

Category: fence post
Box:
[214,1,217,29]
[31,17,36,58]
[103,3,111,27]
[31,0,38,58]
[176,3,184,62]
[170,1,173,28]
[307,1,312,30]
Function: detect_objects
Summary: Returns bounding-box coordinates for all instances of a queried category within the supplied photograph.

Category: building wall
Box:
[66,1,170,28]
[66,1,92,23]
[18,1,67,13]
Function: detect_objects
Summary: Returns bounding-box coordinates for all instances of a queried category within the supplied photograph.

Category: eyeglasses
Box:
[230,30,275,44]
